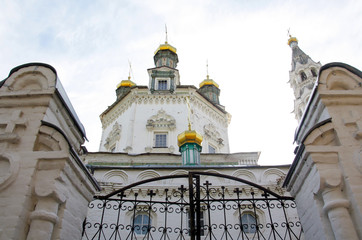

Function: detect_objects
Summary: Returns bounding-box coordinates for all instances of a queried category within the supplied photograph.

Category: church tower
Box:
[288,36,321,121]
[148,41,180,93]
[99,39,231,155]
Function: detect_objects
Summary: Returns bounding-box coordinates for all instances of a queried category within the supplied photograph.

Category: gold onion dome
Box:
[154,41,177,55]
[288,36,298,46]
[199,75,219,88]
[177,130,203,147]
[116,76,136,88]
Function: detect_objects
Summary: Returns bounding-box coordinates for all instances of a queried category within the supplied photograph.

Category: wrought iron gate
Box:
[82,172,303,240]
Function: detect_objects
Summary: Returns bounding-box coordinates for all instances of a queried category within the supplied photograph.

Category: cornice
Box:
[101,89,230,129]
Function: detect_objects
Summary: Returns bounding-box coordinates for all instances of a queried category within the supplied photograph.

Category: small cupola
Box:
[154,41,179,69]
[199,74,220,105]
[177,125,203,165]
[116,76,136,99]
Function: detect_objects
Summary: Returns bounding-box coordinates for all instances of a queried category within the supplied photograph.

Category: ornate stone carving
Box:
[0,153,20,192]
[203,123,224,147]
[104,123,122,149]
[146,109,176,130]
[0,110,27,144]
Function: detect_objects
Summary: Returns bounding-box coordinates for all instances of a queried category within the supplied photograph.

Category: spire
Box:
[288,35,312,71]
[287,33,322,122]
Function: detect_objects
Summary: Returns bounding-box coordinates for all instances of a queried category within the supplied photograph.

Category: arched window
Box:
[134,214,151,235]
[241,213,257,233]
[311,68,317,77]
[300,71,307,81]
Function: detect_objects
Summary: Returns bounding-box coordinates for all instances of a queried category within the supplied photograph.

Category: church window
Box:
[155,133,167,148]
[157,80,168,90]
[241,213,257,233]
[300,71,307,81]
[311,68,317,77]
[133,214,151,235]
[208,145,216,153]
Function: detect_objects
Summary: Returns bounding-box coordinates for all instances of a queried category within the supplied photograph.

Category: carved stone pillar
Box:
[27,164,66,240]
[311,152,358,240]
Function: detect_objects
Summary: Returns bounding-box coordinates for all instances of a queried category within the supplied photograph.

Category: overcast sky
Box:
[1,0,361,165]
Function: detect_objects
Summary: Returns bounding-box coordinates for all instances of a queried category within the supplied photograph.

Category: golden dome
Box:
[154,42,177,55]
[116,77,136,88]
[288,36,298,46]
[199,76,219,88]
[177,130,203,147]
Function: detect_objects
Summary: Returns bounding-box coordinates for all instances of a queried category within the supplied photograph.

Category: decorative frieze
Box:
[101,90,230,129]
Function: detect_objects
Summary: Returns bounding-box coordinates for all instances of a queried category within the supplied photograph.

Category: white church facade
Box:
[81,39,303,239]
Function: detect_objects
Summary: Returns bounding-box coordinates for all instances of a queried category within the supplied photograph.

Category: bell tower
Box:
[288,36,321,122]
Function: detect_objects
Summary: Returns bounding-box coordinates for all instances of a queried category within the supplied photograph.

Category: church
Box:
[0,34,361,240]
[81,37,308,239]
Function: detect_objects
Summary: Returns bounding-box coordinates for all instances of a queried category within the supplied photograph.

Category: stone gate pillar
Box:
[284,63,362,240]
[0,63,100,239]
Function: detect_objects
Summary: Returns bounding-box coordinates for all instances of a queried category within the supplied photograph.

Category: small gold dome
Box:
[154,42,177,55]
[177,130,203,147]
[288,36,298,46]
[116,77,136,88]
[199,75,219,88]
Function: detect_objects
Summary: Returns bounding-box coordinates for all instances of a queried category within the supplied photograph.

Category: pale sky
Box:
[1,0,361,165]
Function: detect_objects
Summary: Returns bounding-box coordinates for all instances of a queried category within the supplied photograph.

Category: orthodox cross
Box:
[128,60,132,80]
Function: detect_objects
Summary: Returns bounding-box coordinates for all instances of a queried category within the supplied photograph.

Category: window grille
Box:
[155,134,167,147]
[158,80,168,90]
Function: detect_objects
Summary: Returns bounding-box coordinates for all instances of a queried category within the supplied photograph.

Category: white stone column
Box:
[312,152,359,240]
[26,167,66,240]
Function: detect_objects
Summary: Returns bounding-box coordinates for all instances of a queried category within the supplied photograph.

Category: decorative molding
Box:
[146,109,176,130]
[101,91,230,128]
[231,169,257,183]
[0,110,27,144]
[0,153,20,192]
[203,123,224,147]
[104,122,121,149]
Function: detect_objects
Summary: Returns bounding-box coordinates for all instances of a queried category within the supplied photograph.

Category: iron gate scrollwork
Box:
[82,172,303,240]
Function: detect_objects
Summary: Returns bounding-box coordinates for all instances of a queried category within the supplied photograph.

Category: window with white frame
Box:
[133,214,151,235]
[208,144,216,153]
[241,213,257,233]
[154,133,167,148]
[157,80,168,90]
